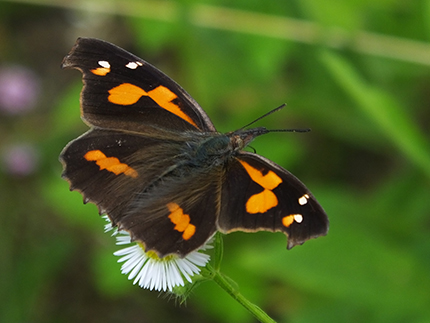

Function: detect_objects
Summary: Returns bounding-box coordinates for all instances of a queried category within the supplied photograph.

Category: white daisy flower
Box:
[112,230,212,292]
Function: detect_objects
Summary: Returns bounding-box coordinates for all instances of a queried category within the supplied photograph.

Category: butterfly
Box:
[60,38,328,258]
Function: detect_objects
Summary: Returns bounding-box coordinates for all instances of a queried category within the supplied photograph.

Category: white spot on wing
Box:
[293,214,303,223]
[298,194,309,205]
[126,61,143,69]
[98,60,110,68]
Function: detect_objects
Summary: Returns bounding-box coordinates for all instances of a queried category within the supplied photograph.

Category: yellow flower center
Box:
[138,243,176,262]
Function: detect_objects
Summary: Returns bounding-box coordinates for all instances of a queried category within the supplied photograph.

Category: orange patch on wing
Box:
[84,150,138,178]
[148,86,197,127]
[107,83,198,128]
[239,160,282,189]
[167,202,196,240]
[108,83,147,105]
[282,215,294,227]
[239,160,283,214]
[245,189,278,214]
[91,67,110,76]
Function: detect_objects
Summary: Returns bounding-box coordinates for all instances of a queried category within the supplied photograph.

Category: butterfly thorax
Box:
[184,135,231,168]
[183,126,269,169]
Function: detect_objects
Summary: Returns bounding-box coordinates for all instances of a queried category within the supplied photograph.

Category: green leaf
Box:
[320,49,430,178]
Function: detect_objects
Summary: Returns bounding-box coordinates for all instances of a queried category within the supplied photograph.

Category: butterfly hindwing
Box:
[218,152,328,249]
[60,128,184,222]
[62,37,216,133]
[115,172,222,258]
[61,127,222,258]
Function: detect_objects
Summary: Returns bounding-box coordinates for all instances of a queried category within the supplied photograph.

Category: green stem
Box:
[204,264,277,323]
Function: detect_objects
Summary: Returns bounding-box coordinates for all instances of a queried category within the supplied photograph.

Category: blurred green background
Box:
[1,0,430,322]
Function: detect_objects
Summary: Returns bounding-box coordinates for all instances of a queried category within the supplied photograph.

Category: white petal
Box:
[122,250,145,275]
[116,235,131,245]
[112,231,212,291]
[127,256,146,280]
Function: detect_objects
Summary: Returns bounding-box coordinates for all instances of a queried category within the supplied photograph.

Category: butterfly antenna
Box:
[269,128,311,133]
[240,104,286,129]
[241,103,311,133]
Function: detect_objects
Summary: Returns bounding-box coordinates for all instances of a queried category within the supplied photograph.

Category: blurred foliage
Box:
[0,0,429,322]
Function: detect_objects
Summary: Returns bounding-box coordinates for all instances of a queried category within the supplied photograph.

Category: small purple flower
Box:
[1,143,39,176]
[0,65,40,115]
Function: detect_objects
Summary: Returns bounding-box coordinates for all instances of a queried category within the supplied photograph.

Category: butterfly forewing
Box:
[218,152,328,249]
[62,37,216,133]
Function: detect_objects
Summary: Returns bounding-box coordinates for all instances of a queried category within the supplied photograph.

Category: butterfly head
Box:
[229,127,270,152]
